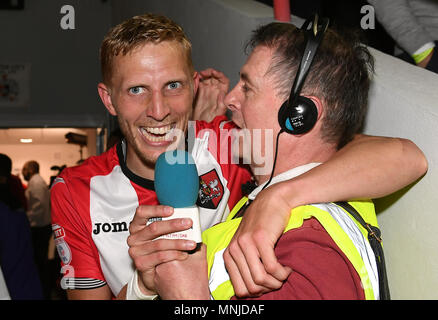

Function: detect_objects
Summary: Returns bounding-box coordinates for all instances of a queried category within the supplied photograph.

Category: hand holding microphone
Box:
[149,150,202,252]
[126,150,201,298]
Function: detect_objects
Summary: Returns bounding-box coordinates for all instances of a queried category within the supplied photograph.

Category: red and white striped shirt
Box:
[50,116,251,296]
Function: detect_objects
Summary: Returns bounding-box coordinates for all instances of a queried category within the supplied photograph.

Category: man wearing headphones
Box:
[133,18,402,299]
[54,13,426,300]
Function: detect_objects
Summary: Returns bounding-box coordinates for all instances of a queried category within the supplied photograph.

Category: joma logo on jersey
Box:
[93,222,128,235]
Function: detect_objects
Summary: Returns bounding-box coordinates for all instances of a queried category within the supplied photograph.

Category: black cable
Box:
[261,129,284,191]
[233,128,284,220]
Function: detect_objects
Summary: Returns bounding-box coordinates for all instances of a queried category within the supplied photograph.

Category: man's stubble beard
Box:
[123,122,187,172]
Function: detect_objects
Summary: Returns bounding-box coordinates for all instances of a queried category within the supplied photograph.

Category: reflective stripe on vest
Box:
[202,198,380,300]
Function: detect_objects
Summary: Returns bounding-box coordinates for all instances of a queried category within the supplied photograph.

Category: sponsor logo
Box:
[92,221,128,235]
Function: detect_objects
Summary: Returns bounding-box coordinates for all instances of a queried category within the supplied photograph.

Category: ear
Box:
[306,95,324,120]
[97,83,117,116]
[192,71,200,97]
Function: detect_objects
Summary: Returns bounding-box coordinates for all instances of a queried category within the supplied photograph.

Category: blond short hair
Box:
[100,13,193,85]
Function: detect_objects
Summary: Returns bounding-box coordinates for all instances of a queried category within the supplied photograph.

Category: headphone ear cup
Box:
[278,96,318,135]
[278,100,292,133]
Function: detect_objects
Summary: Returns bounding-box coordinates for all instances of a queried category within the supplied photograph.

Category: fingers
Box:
[194,68,229,122]
[129,239,196,271]
[128,209,193,245]
[199,68,229,87]
[225,237,273,297]
[127,205,198,295]
[216,91,227,114]
[223,246,252,297]
[129,205,173,234]
[249,229,292,282]
[193,71,202,83]
[224,230,292,298]
[133,249,189,272]
[153,244,210,300]
[128,206,197,271]
[131,244,191,295]
[241,236,285,289]
[129,237,196,258]
[145,217,193,242]
[256,238,292,282]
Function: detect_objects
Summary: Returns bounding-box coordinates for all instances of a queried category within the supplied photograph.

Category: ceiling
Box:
[0,128,88,145]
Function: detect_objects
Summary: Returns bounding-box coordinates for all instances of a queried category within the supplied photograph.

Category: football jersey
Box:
[50,116,252,296]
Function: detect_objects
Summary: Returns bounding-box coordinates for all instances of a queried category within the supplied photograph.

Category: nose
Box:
[224,84,241,113]
[224,84,246,128]
[147,91,170,121]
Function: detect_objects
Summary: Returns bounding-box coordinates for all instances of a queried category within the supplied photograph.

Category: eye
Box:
[241,83,250,93]
[167,82,182,90]
[129,86,145,95]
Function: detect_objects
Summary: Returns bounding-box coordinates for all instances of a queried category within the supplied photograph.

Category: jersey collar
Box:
[116,140,155,190]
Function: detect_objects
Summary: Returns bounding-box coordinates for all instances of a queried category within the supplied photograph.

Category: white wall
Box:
[2,128,96,185]
[0,0,111,127]
[111,0,277,87]
[364,48,438,299]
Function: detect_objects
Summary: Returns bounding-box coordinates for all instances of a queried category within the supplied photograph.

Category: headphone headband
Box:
[288,14,329,107]
[270,15,329,190]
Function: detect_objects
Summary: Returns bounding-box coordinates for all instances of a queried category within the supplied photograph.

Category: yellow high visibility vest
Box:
[202,197,380,300]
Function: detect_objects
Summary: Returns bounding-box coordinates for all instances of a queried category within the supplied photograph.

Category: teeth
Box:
[140,125,174,142]
[145,125,171,135]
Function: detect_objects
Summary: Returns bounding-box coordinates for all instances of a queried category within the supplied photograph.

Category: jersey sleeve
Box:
[50,176,106,290]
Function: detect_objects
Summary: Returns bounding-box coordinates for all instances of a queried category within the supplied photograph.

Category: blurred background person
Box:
[368,0,438,73]
[257,0,437,72]
[0,155,43,299]
[22,160,52,299]
[0,153,27,212]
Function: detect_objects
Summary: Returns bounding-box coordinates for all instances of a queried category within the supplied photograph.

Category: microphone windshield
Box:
[154,150,199,208]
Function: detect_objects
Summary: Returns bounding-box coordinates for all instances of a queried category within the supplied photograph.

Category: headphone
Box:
[278,14,329,135]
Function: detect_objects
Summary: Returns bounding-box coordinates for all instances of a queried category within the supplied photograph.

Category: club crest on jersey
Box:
[197,169,224,209]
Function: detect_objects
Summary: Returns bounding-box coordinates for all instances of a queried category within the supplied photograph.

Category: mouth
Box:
[139,124,176,143]
[230,112,245,129]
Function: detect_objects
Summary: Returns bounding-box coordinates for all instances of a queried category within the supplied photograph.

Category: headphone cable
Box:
[261,129,284,191]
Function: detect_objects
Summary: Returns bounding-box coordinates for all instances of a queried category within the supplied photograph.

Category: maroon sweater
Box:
[238,217,365,300]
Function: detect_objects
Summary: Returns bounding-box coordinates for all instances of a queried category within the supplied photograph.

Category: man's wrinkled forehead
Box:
[109,40,193,85]
[240,45,275,85]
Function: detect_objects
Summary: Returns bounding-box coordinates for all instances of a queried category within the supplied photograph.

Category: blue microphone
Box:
[151,150,202,248]
[154,150,199,208]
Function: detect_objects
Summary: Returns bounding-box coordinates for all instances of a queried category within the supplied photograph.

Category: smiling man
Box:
[50,14,253,299]
[97,40,195,179]
[50,13,427,300]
